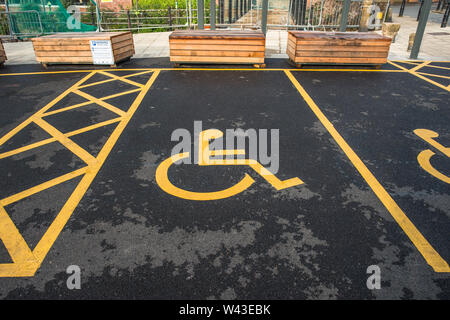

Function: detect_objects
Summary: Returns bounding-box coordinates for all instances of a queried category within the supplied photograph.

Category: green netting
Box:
[7,0,96,37]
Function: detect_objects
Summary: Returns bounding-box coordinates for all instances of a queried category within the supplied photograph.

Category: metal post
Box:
[211,0,216,29]
[261,0,268,34]
[127,10,132,30]
[235,0,238,22]
[410,0,432,59]
[417,0,424,21]
[91,7,96,27]
[399,0,406,17]
[198,0,204,29]
[301,0,307,25]
[228,0,232,23]
[4,0,14,38]
[176,1,179,25]
[339,0,351,32]
[442,1,449,27]
[168,6,173,27]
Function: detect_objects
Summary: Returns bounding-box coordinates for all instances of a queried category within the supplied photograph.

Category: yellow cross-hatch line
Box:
[0,70,159,277]
[284,70,450,273]
[388,61,450,92]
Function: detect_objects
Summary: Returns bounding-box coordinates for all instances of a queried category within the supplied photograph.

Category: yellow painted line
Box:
[416,72,450,80]
[33,117,98,167]
[0,118,121,160]
[42,100,93,116]
[98,71,144,88]
[284,70,450,273]
[0,167,88,207]
[65,117,122,137]
[41,88,141,117]
[391,60,421,66]
[77,70,153,89]
[0,72,96,148]
[0,69,155,77]
[98,88,141,101]
[0,137,56,160]
[0,64,421,77]
[0,206,37,267]
[0,70,93,77]
[411,72,450,92]
[0,70,158,277]
[31,70,160,272]
[73,89,127,117]
[389,61,450,92]
[409,61,431,72]
[419,64,450,71]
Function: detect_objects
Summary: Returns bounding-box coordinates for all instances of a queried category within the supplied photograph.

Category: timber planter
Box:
[0,40,6,66]
[31,32,135,67]
[169,30,266,68]
[287,31,392,68]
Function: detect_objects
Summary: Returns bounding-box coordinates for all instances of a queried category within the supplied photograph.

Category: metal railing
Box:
[0,0,379,37]
[1,10,44,38]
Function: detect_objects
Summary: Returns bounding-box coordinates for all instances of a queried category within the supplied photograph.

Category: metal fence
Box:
[0,0,380,38]
[1,10,44,37]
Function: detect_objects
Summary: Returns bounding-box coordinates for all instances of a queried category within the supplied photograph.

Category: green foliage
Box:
[136,0,212,10]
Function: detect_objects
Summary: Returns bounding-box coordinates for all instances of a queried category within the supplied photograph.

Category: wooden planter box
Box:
[287,31,391,68]
[32,32,134,67]
[0,40,6,66]
[169,30,266,67]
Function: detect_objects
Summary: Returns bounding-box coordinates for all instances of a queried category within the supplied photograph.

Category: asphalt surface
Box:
[0,58,449,299]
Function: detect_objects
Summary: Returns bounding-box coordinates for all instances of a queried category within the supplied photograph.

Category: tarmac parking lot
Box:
[0,58,449,299]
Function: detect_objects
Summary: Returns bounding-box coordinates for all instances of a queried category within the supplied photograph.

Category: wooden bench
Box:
[32,32,134,67]
[169,30,266,68]
[287,31,392,68]
[0,39,6,67]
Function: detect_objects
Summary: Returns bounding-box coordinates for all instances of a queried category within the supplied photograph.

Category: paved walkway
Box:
[1,4,449,65]
[387,4,450,61]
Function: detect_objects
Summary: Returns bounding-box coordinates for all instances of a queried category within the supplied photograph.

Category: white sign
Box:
[90,40,114,65]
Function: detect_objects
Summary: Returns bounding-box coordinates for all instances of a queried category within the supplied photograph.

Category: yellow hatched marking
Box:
[418,63,450,71]
[285,70,449,273]
[0,70,159,277]
[416,72,450,80]
[0,206,36,265]
[33,117,98,167]
[98,71,144,88]
[0,72,96,148]
[42,88,141,117]
[388,61,450,92]
[78,70,153,89]
[73,89,127,117]
[0,118,121,160]
[0,167,88,207]
[409,61,431,72]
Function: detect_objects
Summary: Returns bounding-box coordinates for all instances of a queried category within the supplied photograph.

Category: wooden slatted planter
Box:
[287,31,391,68]
[169,30,266,68]
[0,39,6,66]
[31,32,134,67]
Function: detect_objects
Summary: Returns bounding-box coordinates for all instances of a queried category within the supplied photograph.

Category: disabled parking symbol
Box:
[414,129,450,184]
[156,129,304,200]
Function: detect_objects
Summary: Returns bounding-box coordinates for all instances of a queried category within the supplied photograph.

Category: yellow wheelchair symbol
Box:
[414,129,450,184]
[156,129,304,200]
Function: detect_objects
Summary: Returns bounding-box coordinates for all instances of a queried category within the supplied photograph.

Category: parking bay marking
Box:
[0,70,160,277]
[284,70,450,273]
